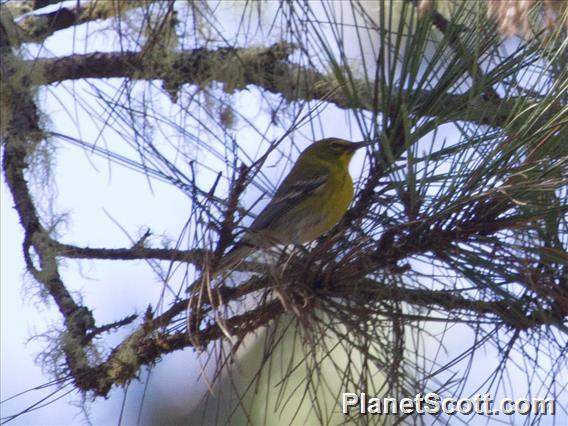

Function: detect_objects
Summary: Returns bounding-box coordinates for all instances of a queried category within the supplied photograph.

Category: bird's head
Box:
[299,138,370,168]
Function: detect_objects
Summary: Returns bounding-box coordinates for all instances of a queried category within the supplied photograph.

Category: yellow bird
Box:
[218,138,369,271]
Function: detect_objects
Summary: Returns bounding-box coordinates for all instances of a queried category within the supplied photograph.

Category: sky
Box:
[1,3,365,422]
[1,1,565,425]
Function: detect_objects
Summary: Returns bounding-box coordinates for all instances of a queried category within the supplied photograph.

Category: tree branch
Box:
[14,1,143,44]
[3,4,566,404]
[72,201,566,397]
[1,18,96,383]
[22,46,550,128]
[53,241,206,266]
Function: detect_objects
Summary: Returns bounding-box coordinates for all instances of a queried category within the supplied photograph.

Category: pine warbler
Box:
[218,138,369,270]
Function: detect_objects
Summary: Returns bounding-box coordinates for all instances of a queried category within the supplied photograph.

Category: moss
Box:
[5,0,33,18]
[107,329,145,384]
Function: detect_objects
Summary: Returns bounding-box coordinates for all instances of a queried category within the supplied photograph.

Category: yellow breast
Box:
[296,171,353,243]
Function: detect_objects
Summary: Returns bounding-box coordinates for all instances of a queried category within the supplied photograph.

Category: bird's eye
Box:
[330,142,345,151]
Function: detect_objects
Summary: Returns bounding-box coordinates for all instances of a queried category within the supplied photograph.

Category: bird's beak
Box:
[350,140,372,150]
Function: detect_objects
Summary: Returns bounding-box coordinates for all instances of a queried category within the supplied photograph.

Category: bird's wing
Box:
[249,165,329,232]
[218,164,329,270]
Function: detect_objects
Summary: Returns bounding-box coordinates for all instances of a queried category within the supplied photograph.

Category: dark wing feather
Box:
[218,162,329,271]
[249,165,329,232]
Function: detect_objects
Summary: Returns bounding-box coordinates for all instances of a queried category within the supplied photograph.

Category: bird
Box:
[216,137,369,272]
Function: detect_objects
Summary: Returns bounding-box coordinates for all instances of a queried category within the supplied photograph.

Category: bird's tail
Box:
[186,242,254,347]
